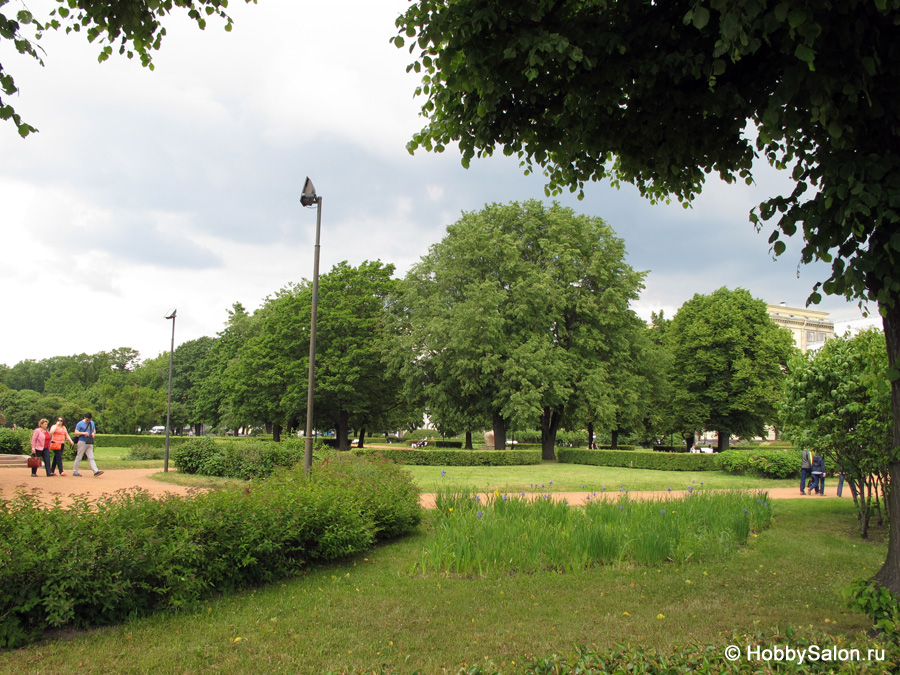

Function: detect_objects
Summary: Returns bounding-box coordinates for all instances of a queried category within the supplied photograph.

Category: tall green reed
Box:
[418,487,772,577]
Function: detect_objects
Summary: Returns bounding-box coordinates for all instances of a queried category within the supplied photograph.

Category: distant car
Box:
[149,426,166,434]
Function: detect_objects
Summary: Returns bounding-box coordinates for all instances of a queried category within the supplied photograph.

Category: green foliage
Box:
[123,444,166,461]
[667,288,796,446]
[780,328,892,536]
[172,438,317,479]
[395,200,645,458]
[353,448,541,466]
[0,427,28,454]
[844,578,900,636]
[558,448,721,472]
[718,449,801,480]
[0,454,420,648]
[420,489,772,577]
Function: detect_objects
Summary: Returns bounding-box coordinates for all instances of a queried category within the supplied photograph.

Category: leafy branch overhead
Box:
[0,0,256,137]
[393,0,900,310]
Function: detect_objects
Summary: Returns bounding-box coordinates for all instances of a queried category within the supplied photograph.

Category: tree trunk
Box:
[874,298,900,594]
[491,411,507,450]
[465,431,473,450]
[358,427,366,448]
[611,428,619,450]
[336,410,351,451]
[684,433,694,451]
[272,423,282,443]
[540,407,561,461]
[587,422,594,449]
[717,433,731,452]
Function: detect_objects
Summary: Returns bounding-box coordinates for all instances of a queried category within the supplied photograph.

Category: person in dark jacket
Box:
[811,454,826,495]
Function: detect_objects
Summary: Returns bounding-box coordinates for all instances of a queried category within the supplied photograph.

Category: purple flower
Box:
[660,509,665,515]
[667,487,672,492]
[474,495,481,502]
[582,484,586,489]
[744,509,749,514]
[619,505,625,509]
[477,511,483,518]
[441,470,446,477]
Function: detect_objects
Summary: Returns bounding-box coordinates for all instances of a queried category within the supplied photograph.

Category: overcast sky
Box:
[0,0,878,368]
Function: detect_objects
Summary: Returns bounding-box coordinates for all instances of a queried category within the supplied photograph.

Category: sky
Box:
[0,0,879,368]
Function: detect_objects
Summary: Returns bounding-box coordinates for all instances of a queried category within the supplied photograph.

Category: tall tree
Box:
[401,200,644,459]
[781,328,892,538]
[395,1,900,594]
[2,0,256,137]
[667,288,796,451]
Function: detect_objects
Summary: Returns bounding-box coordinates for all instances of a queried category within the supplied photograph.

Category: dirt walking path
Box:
[1,465,845,509]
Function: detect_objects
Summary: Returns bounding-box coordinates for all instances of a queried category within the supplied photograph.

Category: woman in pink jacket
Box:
[30,419,53,477]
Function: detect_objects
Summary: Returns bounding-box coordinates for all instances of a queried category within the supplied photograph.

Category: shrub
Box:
[352,448,541,466]
[0,428,29,455]
[558,448,721,471]
[719,449,800,479]
[844,578,900,636]
[123,444,166,461]
[0,454,421,648]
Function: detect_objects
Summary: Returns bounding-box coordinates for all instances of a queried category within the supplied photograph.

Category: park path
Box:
[0,465,844,509]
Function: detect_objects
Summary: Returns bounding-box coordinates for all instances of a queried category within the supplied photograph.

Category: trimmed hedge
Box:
[719,448,801,479]
[352,448,542,466]
[557,448,722,471]
[90,434,196,448]
[0,453,421,648]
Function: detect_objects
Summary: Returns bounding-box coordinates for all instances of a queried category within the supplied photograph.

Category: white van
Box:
[149,426,166,434]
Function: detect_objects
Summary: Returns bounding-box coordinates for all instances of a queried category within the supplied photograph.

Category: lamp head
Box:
[300,176,319,207]
[165,309,177,320]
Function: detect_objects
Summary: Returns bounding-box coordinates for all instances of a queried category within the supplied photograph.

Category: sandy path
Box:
[0,467,199,506]
[0,465,844,509]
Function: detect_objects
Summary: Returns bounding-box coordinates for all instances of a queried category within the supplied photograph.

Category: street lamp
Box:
[301,177,322,474]
[164,309,177,472]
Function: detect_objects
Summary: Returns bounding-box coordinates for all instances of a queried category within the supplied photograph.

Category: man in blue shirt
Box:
[73,413,104,477]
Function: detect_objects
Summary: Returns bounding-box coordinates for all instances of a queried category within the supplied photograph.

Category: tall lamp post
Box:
[164,309,177,472]
[300,177,322,474]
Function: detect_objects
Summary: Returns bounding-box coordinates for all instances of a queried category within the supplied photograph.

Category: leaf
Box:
[692,7,710,30]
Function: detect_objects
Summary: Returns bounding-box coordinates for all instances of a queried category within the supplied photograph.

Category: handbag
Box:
[50,441,63,451]
[27,455,42,468]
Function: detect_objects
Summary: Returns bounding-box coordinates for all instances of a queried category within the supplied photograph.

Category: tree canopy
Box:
[395,0,900,595]
[667,287,795,451]
[2,0,254,136]
[398,200,645,458]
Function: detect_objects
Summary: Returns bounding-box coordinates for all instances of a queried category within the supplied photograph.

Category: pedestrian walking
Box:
[73,413,103,477]
[30,419,53,477]
[49,417,75,476]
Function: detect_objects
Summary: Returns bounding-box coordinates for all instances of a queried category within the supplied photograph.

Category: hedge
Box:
[0,453,421,648]
[557,448,722,471]
[718,448,801,479]
[352,448,542,466]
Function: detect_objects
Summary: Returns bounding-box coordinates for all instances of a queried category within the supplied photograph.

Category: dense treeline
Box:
[0,201,797,450]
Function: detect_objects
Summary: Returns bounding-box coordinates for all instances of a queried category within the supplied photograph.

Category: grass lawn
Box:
[405,460,796,493]
[0,495,886,674]
[76,446,164,470]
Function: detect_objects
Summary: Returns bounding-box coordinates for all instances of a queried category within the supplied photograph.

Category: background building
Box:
[767,302,834,353]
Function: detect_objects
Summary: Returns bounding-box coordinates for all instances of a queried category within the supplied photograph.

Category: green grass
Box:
[405,461,796,492]
[0,497,886,674]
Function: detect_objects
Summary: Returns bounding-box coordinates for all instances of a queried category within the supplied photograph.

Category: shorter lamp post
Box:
[300,177,322,475]
[164,309,176,472]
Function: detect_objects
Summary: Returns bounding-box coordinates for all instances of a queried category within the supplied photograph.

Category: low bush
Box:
[558,448,722,471]
[172,438,331,479]
[719,448,800,479]
[123,444,166,461]
[0,453,421,648]
[353,448,541,466]
[0,428,29,454]
[844,578,900,636]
